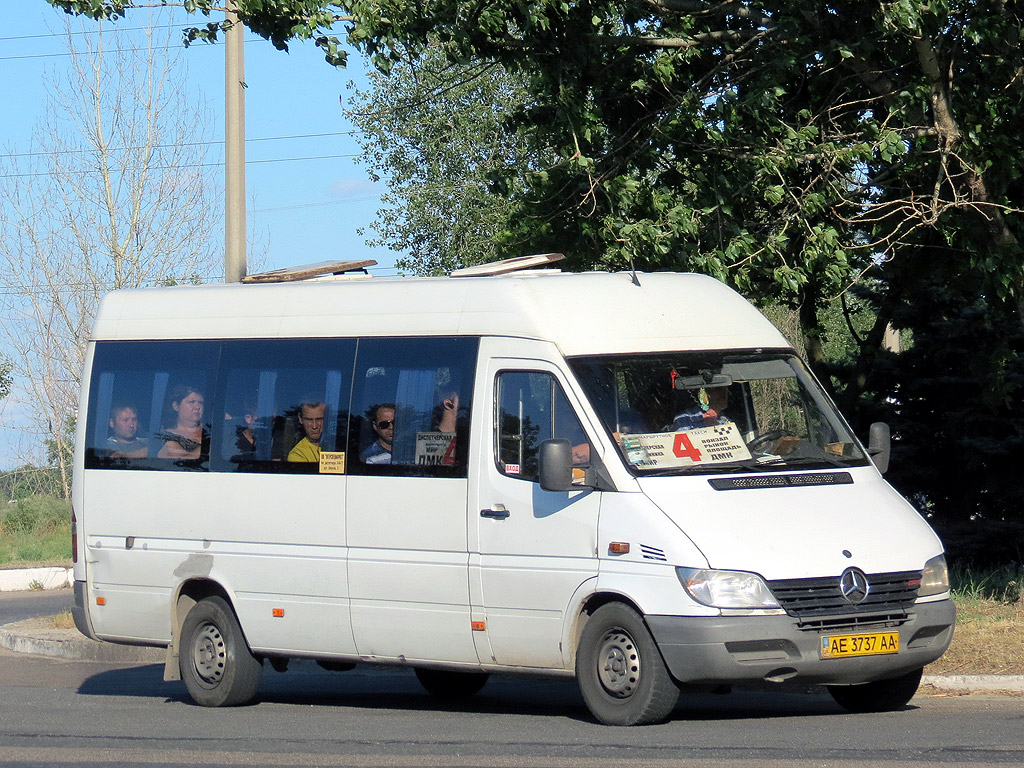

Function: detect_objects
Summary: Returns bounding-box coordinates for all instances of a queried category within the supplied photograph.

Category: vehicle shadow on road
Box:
[76,663,877,724]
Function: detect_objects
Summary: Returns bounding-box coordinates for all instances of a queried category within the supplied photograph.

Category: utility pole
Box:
[224,1,247,283]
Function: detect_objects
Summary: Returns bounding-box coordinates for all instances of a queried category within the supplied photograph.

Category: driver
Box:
[672,386,731,431]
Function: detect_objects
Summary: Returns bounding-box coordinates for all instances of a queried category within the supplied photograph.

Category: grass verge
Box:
[925,563,1023,675]
[0,495,72,567]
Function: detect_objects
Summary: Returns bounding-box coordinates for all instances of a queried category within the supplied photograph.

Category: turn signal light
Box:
[608,542,630,555]
[96,596,106,606]
[272,608,285,618]
[471,621,486,631]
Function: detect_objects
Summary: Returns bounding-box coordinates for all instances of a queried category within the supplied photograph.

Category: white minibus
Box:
[71,257,954,725]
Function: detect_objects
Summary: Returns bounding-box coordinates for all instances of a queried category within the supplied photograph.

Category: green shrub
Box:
[0,495,70,535]
[951,562,1024,604]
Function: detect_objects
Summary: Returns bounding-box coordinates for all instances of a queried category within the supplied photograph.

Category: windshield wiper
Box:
[636,458,781,477]
[775,455,857,470]
[634,453,865,477]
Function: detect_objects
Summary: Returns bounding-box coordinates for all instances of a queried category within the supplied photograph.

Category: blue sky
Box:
[1,0,399,467]
[2,0,396,276]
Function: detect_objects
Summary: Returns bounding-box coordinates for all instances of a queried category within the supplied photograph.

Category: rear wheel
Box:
[576,603,679,726]
[178,596,262,707]
[827,667,923,713]
[414,668,489,699]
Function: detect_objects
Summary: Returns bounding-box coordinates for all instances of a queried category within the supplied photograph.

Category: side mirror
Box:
[538,439,573,492]
[867,422,891,474]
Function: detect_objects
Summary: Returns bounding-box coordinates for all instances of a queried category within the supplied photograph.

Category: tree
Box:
[0,17,220,495]
[67,2,1018,360]
[45,1,1024,560]
[0,356,11,402]
[346,49,534,274]
[869,258,1024,566]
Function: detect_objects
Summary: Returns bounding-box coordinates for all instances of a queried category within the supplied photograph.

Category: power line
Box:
[0,36,269,62]
[0,153,360,179]
[0,25,175,42]
[255,196,380,213]
[0,131,358,162]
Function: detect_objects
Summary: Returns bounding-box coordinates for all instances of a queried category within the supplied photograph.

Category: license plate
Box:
[820,631,899,659]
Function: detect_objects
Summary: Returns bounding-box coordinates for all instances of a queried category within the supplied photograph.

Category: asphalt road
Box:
[0,645,1022,768]
[1,590,1022,767]
[0,587,72,625]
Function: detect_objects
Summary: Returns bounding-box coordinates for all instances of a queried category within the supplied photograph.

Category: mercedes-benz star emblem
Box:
[839,567,870,604]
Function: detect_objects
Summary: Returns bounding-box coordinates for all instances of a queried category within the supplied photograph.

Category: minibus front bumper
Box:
[645,597,955,686]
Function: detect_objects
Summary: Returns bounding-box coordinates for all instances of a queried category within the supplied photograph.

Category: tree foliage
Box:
[346,50,534,274]
[0,356,11,402]
[46,0,1024,560]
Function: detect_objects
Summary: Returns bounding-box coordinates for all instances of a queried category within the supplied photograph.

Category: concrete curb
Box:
[0,566,73,592]
[0,617,164,663]
[922,674,1024,693]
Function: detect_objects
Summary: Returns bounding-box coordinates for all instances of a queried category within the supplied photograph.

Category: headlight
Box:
[676,567,780,609]
[917,554,949,597]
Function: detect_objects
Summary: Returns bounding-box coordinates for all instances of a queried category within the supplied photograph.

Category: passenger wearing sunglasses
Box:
[361,403,396,465]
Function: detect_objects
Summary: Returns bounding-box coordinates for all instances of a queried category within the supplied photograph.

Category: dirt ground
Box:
[925,599,1024,675]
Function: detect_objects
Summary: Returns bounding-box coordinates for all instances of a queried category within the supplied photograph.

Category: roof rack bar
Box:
[449,253,564,278]
[241,259,378,284]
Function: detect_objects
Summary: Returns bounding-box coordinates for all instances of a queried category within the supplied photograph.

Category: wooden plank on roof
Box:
[241,260,378,284]
[449,253,564,278]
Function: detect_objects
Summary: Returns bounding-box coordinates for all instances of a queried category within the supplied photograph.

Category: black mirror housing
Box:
[868,422,891,474]
[538,439,573,492]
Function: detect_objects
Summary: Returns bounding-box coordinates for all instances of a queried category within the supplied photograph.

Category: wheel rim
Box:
[191,621,227,688]
[596,628,640,698]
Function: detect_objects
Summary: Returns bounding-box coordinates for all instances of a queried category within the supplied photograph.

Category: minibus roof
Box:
[91,271,791,356]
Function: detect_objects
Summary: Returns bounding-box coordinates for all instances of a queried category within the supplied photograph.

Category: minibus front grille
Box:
[795,612,911,632]
[767,570,921,622]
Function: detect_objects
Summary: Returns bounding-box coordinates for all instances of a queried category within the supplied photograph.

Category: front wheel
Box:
[178,596,262,707]
[827,667,923,713]
[576,603,679,726]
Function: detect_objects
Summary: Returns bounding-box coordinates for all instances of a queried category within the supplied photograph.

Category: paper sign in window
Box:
[621,422,752,468]
[319,451,346,474]
[414,432,456,467]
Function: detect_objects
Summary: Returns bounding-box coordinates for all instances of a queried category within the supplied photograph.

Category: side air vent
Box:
[640,545,667,561]
[709,472,853,491]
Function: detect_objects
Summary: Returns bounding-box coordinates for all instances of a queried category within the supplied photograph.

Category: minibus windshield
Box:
[569,351,870,475]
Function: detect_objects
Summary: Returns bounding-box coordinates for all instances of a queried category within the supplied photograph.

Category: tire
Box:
[178,596,262,707]
[414,668,490,699]
[575,603,679,726]
[827,667,923,713]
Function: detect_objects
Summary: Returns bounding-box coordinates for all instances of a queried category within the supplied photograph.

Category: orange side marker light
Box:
[608,542,630,555]
[272,608,285,618]
[95,596,106,606]
[471,621,486,631]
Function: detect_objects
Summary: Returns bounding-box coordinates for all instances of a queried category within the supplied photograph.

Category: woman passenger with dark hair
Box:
[157,384,209,460]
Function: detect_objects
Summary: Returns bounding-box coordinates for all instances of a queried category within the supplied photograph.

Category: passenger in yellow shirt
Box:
[287,400,325,462]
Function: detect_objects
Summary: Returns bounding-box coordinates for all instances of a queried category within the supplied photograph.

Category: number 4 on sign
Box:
[673,433,702,462]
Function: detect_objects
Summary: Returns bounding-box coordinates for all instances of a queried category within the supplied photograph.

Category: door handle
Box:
[480,505,510,520]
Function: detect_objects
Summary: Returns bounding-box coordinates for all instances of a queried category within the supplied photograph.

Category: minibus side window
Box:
[495,371,592,481]
[348,337,478,478]
[84,341,219,471]
[212,339,357,474]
